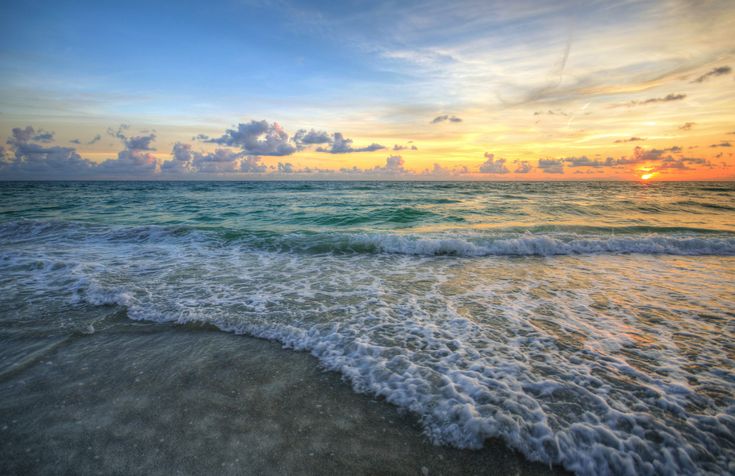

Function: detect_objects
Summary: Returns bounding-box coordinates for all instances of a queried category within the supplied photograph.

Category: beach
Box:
[1,181,733,475]
[1,315,565,475]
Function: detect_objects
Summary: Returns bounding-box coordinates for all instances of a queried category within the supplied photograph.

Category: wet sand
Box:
[0,318,568,475]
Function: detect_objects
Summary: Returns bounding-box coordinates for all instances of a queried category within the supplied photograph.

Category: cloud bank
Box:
[0,123,721,180]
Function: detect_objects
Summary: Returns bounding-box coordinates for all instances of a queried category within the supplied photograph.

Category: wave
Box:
[339,233,735,256]
[2,219,735,257]
[3,216,734,475]
[72,281,735,476]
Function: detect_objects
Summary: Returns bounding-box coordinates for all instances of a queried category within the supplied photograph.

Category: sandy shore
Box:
[0,317,568,475]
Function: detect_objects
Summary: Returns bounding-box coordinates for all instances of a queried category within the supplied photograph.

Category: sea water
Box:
[0,181,733,475]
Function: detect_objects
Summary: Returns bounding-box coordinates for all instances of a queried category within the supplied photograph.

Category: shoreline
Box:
[0,318,568,475]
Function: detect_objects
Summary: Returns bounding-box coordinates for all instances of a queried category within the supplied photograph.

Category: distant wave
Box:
[2,219,735,257]
[340,233,735,256]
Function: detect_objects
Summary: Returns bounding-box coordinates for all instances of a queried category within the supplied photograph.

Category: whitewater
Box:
[1,181,733,475]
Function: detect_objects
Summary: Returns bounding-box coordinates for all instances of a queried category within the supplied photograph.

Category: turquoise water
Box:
[1,181,734,474]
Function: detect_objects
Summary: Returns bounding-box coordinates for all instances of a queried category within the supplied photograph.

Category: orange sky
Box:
[1,0,734,180]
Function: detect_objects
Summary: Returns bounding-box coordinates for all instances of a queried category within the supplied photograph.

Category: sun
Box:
[640,172,656,181]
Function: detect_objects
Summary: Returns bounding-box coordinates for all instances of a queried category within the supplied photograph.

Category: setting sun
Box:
[641,173,657,180]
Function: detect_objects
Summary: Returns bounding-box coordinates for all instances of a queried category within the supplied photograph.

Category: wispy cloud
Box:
[431,115,462,124]
[618,93,686,107]
[691,66,731,83]
[614,137,646,143]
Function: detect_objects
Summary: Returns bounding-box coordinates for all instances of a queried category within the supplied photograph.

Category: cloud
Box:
[107,124,156,151]
[377,155,407,173]
[96,128,159,175]
[538,158,564,174]
[614,137,646,143]
[710,142,731,148]
[2,126,96,178]
[293,129,332,145]
[619,93,686,107]
[563,156,616,168]
[197,120,388,156]
[32,130,54,143]
[393,144,418,151]
[161,143,196,174]
[478,153,509,174]
[193,149,249,174]
[652,156,713,172]
[431,114,462,124]
[513,160,532,174]
[691,66,731,83]
[423,163,469,177]
[316,132,385,154]
[201,121,385,156]
[205,120,296,156]
[277,162,295,173]
[533,110,568,117]
[679,122,696,131]
[6,126,56,145]
[88,134,102,145]
[161,142,267,174]
[124,134,156,151]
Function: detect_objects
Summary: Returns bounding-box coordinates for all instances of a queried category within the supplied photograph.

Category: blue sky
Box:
[1,0,734,179]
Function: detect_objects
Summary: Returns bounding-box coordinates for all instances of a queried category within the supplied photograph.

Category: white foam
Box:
[347,233,735,256]
[1,232,734,475]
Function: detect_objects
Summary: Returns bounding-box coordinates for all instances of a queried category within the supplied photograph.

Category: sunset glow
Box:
[1,0,734,180]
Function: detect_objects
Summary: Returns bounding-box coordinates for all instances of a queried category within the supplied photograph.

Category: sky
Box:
[0,0,734,180]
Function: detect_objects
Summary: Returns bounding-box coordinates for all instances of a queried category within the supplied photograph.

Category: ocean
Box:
[1,181,733,475]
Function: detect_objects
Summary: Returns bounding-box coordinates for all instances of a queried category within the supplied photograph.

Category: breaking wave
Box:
[1,220,734,257]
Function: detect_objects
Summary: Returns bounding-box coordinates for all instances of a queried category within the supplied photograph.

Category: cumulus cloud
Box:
[393,144,418,151]
[277,162,295,173]
[563,156,616,168]
[375,155,407,173]
[540,146,712,176]
[161,143,267,175]
[538,158,564,174]
[423,163,469,177]
[201,121,385,156]
[513,160,532,174]
[710,141,731,148]
[691,66,731,83]
[2,126,96,178]
[293,129,331,146]
[478,153,509,174]
[96,127,160,175]
[652,156,713,172]
[316,132,385,154]
[161,143,196,174]
[614,137,646,143]
[431,114,462,124]
[205,120,296,156]
[32,129,54,143]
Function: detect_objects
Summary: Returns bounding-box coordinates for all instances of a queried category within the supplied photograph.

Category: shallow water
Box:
[1,181,734,475]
